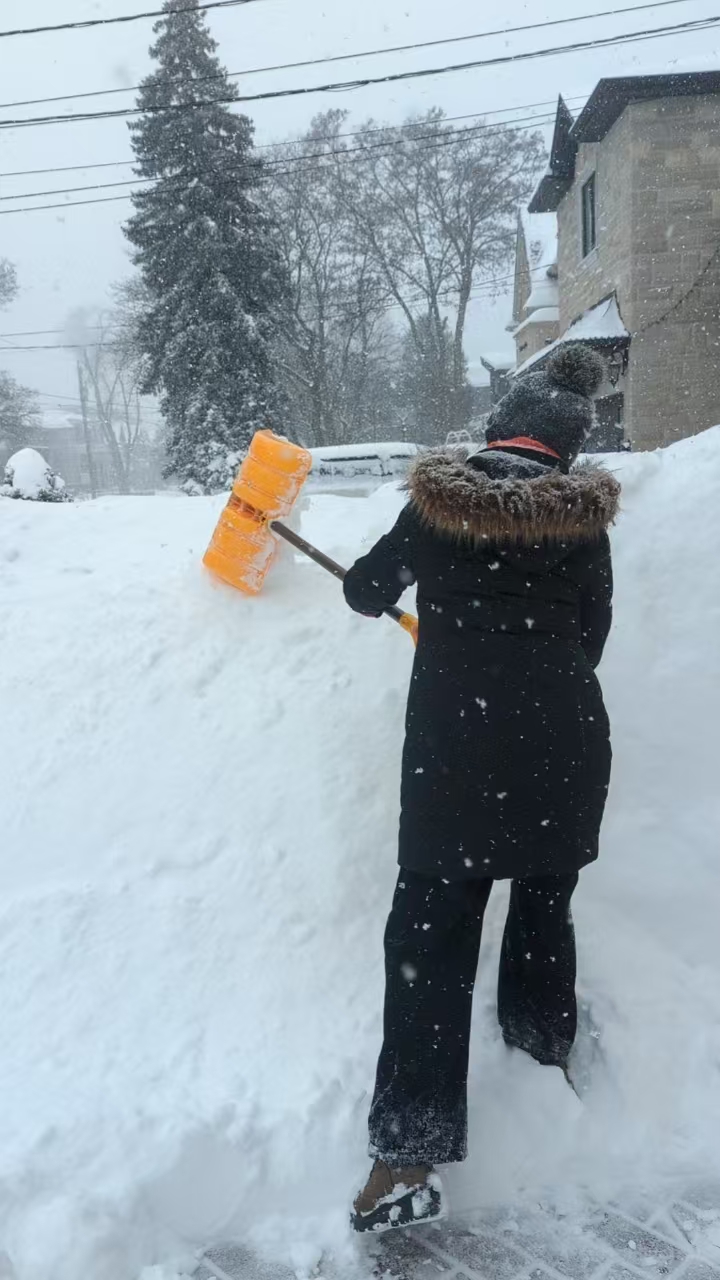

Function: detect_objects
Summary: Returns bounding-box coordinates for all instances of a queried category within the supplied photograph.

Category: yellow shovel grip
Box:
[395,612,419,646]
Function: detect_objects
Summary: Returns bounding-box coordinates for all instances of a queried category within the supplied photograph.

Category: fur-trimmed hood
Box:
[407,448,621,544]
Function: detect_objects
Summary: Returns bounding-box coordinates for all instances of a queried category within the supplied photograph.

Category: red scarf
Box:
[486,436,562,461]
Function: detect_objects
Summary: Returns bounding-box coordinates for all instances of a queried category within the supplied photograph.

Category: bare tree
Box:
[337,111,544,432]
[268,111,394,447]
[65,307,147,494]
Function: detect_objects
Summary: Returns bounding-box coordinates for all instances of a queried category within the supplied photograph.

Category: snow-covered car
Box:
[306,441,418,493]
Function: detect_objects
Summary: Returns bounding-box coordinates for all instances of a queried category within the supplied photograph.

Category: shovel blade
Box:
[203,431,312,594]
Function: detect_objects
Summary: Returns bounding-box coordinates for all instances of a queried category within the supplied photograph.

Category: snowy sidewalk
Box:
[194,1183,720,1280]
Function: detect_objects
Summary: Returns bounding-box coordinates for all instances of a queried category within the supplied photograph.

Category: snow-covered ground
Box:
[1,431,720,1280]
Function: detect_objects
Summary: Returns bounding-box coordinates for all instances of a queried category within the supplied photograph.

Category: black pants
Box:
[369,870,579,1166]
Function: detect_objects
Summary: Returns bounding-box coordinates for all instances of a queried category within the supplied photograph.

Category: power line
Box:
[0,327,134,338]
[1,13,716,130]
[0,145,551,215]
[0,254,542,353]
[0,111,560,212]
[0,97,588,181]
[264,113,558,180]
[33,391,87,404]
[0,0,697,109]
[0,324,136,340]
[0,110,559,205]
[0,177,148,203]
[1,157,147,179]
[0,194,131,216]
[0,288,509,341]
[0,255,556,331]
[0,0,266,42]
[0,342,110,351]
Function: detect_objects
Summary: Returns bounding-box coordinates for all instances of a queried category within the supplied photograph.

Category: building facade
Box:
[519,72,720,450]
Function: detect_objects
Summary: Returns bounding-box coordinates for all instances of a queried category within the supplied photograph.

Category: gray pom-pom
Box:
[546,344,605,398]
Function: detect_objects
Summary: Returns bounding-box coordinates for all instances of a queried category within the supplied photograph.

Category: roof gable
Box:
[573,69,720,143]
[528,96,576,213]
[528,70,720,213]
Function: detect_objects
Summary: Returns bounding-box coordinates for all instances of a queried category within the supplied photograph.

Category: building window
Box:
[581,173,597,257]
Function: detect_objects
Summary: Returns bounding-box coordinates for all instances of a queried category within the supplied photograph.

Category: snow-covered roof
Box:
[519,210,559,313]
[513,295,630,378]
[513,306,559,337]
[480,351,516,373]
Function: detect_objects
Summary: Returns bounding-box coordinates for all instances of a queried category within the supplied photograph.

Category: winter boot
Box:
[351,1159,444,1234]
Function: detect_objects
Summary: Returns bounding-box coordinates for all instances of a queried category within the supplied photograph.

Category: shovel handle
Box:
[386,606,419,645]
[271,520,418,646]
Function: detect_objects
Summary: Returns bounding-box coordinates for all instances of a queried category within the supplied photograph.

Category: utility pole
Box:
[76,361,98,499]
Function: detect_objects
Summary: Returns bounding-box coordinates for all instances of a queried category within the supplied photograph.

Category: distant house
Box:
[513,71,720,450]
[478,352,515,407]
[0,415,167,496]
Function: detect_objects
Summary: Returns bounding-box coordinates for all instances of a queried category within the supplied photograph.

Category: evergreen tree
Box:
[125,0,287,492]
[0,374,39,453]
[0,259,39,453]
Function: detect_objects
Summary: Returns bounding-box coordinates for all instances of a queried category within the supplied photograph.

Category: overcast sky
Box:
[0,0,716,415]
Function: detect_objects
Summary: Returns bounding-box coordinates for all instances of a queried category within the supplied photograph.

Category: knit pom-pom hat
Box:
[486,344,606,466]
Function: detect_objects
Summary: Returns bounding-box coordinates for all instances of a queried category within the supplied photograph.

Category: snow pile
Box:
[1,431,720,1278]
[1,447,69,502]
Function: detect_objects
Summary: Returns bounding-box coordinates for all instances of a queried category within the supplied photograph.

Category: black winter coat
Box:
[343,448,621,881]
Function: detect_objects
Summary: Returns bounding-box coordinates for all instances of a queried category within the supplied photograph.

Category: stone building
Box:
[514,71,720,450]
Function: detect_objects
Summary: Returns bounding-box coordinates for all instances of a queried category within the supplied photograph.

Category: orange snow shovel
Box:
[203,430,418,644]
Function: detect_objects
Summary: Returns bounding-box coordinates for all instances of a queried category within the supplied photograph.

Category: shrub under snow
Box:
[1,447,70,502]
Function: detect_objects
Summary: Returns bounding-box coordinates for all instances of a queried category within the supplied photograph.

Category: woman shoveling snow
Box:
[344,344,620,1234]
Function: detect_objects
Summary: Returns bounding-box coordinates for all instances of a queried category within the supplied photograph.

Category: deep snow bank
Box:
[1,432,719,1278]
